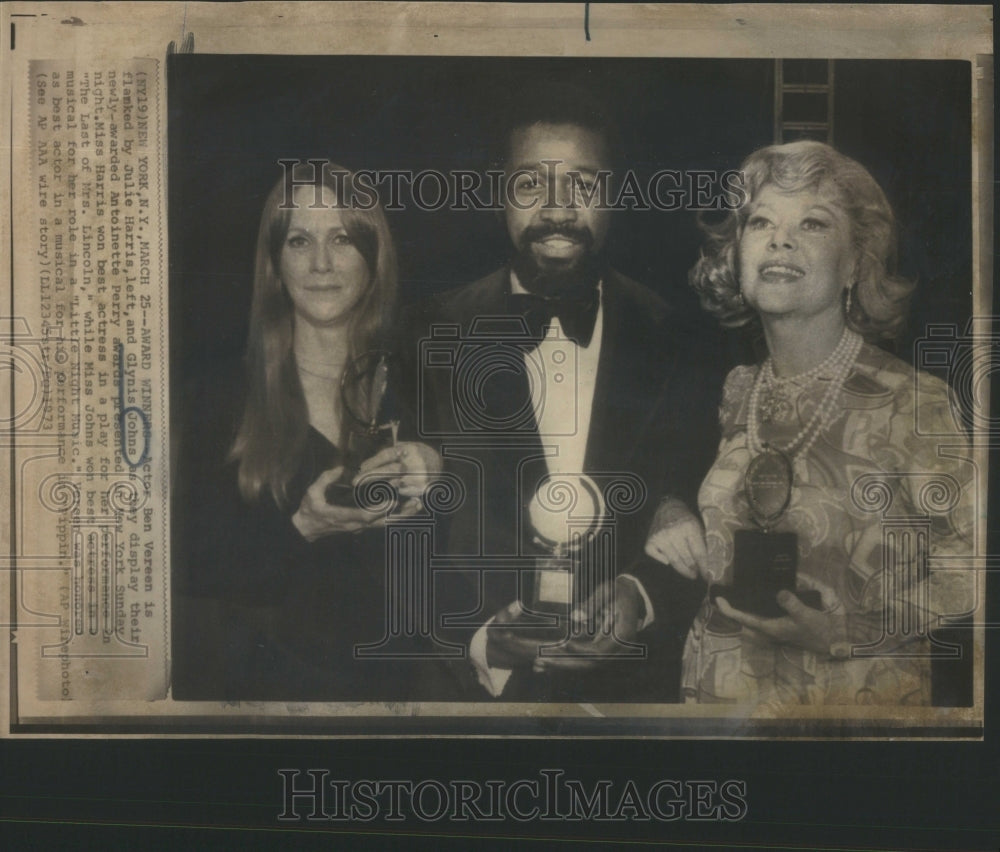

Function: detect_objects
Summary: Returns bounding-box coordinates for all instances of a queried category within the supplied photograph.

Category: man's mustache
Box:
[518,223,595,248]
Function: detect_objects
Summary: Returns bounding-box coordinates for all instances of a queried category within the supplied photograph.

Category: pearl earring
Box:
[845,287,853,316]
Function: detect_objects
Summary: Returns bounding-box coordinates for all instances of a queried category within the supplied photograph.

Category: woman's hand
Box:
[291,466,390,543]
[715,586,847,657]
[644,496,708,580]
[354,441,443,497]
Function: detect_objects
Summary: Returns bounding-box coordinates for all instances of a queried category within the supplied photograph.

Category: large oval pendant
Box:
[744,444,793,530]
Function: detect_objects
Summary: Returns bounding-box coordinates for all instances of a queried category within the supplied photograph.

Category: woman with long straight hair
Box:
[173,162,441,700]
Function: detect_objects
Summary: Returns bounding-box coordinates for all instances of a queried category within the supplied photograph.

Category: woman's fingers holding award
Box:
[397,442,444,496]
[308,466,352,508]
[644,522,706,579]
[356,445,404,477]
[677,530,709,576]
[795,573,841,612]
[293,466,387,542]
[773,590,846,655]
[644,497,707,578]
[315,466,345,491]
[716,592,844,657]
[393,498,424,518]
[715,595,795,639]
[400,441,443,475]
[354,441,443,496]
[293,467,346,542]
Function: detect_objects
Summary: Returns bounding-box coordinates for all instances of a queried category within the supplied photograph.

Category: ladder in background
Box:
[774,60,835,144]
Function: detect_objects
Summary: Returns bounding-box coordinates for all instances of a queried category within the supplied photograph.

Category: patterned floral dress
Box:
[681,343,975,709]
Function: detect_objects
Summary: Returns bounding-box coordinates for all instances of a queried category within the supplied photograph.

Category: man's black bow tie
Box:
[507,288,600,347]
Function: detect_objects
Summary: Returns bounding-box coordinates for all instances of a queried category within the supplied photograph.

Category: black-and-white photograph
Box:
[168,55,980,729]
[3,4,995,849]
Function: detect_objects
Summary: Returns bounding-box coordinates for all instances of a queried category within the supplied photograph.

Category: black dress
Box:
[171,365,447,701]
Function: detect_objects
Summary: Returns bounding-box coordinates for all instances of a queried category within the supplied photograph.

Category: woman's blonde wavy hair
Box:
[689,140,914,341]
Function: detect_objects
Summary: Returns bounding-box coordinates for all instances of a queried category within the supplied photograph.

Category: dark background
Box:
[167,54,978,712]
[5,56,989,850]
[168,56,972,378]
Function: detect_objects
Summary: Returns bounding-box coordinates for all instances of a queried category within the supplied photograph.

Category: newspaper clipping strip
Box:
[18,58,168,705]
[1,2,993,733]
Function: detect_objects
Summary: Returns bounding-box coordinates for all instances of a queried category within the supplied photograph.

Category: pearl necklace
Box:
[747,327,862,459]
[756,326,851,424]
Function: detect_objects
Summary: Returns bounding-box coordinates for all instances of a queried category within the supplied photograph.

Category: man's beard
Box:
[511,223,606,296]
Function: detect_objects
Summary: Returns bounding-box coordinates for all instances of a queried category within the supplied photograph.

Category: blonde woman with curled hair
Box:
[640,141,974,709]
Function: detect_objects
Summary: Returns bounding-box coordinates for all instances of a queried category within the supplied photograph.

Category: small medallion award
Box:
[728,444,798,618]
[725,332,862,617]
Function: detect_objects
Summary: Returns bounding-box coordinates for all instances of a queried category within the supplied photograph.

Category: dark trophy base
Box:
[710,585,822,619]
[516,563,574,640]
[323,465,399,509]
[712,528,821,618]
[324,477,360,507]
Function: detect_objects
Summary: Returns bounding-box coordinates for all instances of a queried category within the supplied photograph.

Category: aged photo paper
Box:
[1,2,993,737]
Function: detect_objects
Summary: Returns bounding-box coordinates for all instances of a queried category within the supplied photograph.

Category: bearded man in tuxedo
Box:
[411,83,725,701]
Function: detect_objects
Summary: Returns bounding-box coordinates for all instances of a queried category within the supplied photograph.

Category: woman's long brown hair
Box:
[230,163,398,508]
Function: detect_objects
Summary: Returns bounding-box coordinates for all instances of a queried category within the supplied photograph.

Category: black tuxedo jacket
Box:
[404,267,725,701]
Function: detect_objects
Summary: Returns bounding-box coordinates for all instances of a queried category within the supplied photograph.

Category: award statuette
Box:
[727,444,800,618]
[523,474,606,619]
[324,349,401,507]
[727,331,861,615]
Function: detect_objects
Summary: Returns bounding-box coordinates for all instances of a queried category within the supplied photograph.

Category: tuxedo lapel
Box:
[457,270,536,433]
[440,269,544,556]
[436,267,676,540]
[435,267,678,479]
[585,274,677,475]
